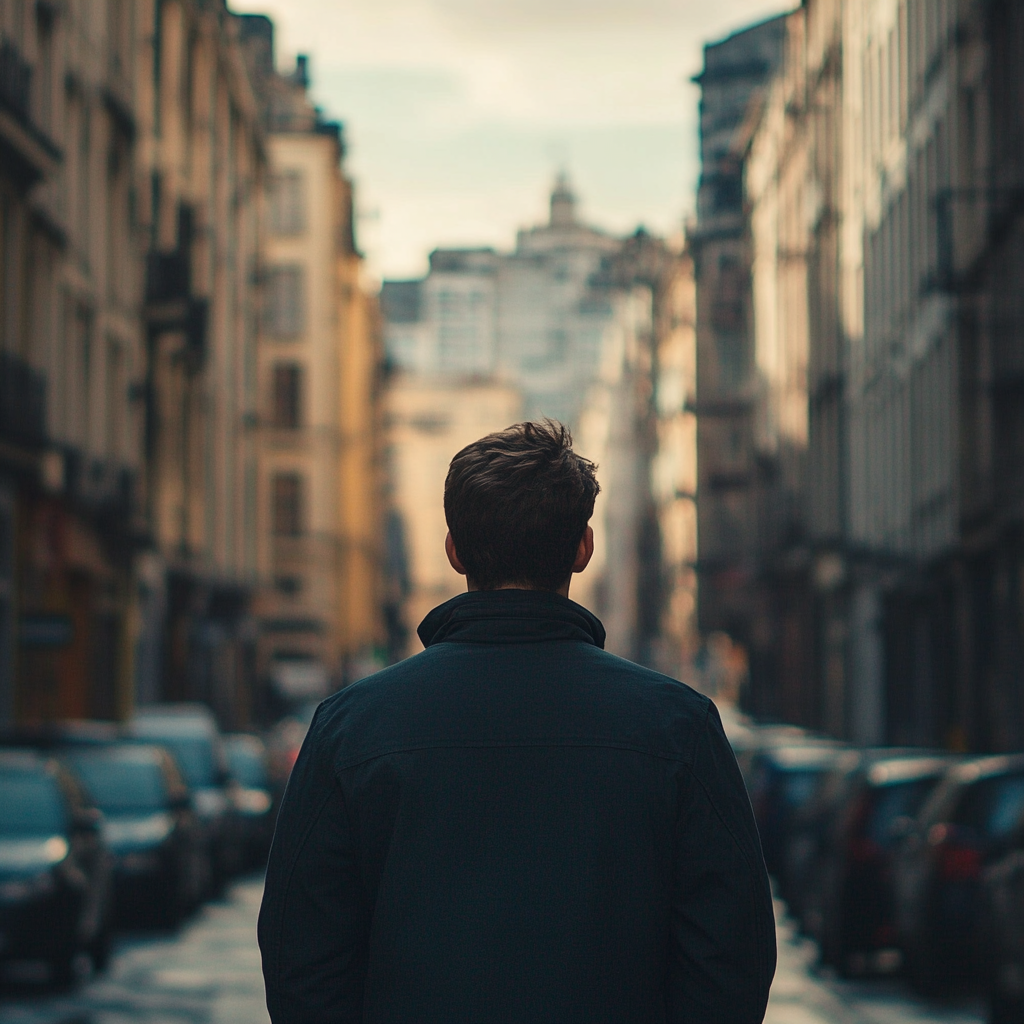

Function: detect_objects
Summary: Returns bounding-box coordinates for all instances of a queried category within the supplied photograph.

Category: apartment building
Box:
[690,14,788,662]
[0,0,144,724]
[241,20,384,701]
[130,0,265,726]
[719,0,1024,750]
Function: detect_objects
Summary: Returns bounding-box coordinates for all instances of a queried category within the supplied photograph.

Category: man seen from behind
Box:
[259,419,776,1023]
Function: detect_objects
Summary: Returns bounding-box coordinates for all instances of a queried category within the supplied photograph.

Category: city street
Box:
[0,878,986,1024]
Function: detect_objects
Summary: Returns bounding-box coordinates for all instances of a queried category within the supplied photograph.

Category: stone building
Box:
[241,19,385,703]
[717,0,1024,750]
[0,0,145,724]
[689,14,788,682]
[841,0,1024,751]
[131,0,265,726]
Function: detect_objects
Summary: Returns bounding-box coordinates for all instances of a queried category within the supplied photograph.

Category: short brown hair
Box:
[444,420,600,591]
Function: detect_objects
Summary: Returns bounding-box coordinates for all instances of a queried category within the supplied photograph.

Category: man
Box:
[259,420,776,1023]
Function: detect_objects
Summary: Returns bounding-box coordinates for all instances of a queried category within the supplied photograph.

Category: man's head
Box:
[444,420,600,593]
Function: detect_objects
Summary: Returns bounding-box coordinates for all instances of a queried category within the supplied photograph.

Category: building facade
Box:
[240,20,384,706]
[1,0,145,725]
[690,15,788,686]
[714,0,1024,751]
[133,0,265,727]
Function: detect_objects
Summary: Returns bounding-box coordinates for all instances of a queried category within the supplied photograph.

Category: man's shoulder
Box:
[310,644,712,768]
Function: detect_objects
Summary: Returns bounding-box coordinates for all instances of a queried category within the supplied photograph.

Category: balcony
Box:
[0,35,59,185]
[0,350,47,448]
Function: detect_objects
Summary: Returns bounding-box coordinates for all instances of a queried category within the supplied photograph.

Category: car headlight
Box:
[0,870,57,903]
[236,789,272,815]
[193,789,227,819]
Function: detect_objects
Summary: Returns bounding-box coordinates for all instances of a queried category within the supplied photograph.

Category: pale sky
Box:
[241,0,790,280]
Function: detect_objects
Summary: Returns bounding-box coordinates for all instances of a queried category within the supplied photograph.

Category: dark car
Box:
[982,844,1024,1024]
[800,753,951,974]
[747,740,847,881]
[0,751,113,985]
[224,734,275,867]
[128,705,243,887]
[60,744,206,927]
[893,754,1024,993]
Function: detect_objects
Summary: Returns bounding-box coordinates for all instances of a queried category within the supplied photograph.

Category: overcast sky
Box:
[241,0,789,279]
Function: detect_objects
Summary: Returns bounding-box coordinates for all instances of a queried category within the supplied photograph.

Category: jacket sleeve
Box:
[259,707,370,1023]
[666,700,777,1023]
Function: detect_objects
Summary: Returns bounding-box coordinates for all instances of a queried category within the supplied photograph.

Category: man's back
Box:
[259,590,776,1023]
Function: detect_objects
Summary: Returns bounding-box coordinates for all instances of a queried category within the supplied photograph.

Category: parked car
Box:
[747,741,847,880]
[60,743,207,927]
[801,753,951,974]
[224,734,275,866]
[893,754,1024,993]
[982,842,1024,1024]
[128,705,243,888]
[0,750,113,985]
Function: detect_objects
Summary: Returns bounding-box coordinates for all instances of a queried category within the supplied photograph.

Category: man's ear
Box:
[572,525,595,574]
[445,531,467,576]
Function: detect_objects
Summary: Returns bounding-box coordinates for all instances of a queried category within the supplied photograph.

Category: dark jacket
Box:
[259,590,776,1023]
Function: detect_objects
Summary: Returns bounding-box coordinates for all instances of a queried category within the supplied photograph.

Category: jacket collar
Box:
[417,590,606,649]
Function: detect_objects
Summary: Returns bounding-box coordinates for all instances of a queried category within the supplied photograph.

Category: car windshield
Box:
[867,777,940,847]
[0,770,67,836]
[781,769,823,808]
[956,773,1024,840]
[65,753,168,813]
[227,743,267,789]
[154,736,217,789]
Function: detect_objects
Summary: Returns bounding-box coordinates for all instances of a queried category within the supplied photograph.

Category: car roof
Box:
[133,703,217,723]
[62,742,166,765]
[129,716,218,739]
[762,743,846,770]
[948,753,1024,785]
[867,756,953,786]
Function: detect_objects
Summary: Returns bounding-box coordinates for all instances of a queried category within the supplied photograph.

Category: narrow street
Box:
[0,879,986,1024]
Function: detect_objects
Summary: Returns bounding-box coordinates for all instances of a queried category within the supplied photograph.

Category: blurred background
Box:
[0,0,1022,1021]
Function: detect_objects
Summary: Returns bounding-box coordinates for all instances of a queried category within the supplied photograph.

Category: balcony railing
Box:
[0,37,31,124]
[0,350,47,446]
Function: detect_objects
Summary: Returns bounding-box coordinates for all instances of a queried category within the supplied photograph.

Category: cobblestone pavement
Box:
[0,880,989,1024]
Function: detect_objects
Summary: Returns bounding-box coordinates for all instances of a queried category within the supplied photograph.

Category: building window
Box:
[268,171,306,235]
[265,265,304,338]
[271,363,303,428]
[271,472,304,536]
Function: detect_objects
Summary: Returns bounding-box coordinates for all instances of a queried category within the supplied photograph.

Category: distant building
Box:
[382,176,623,426]
[382,182,698,667]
